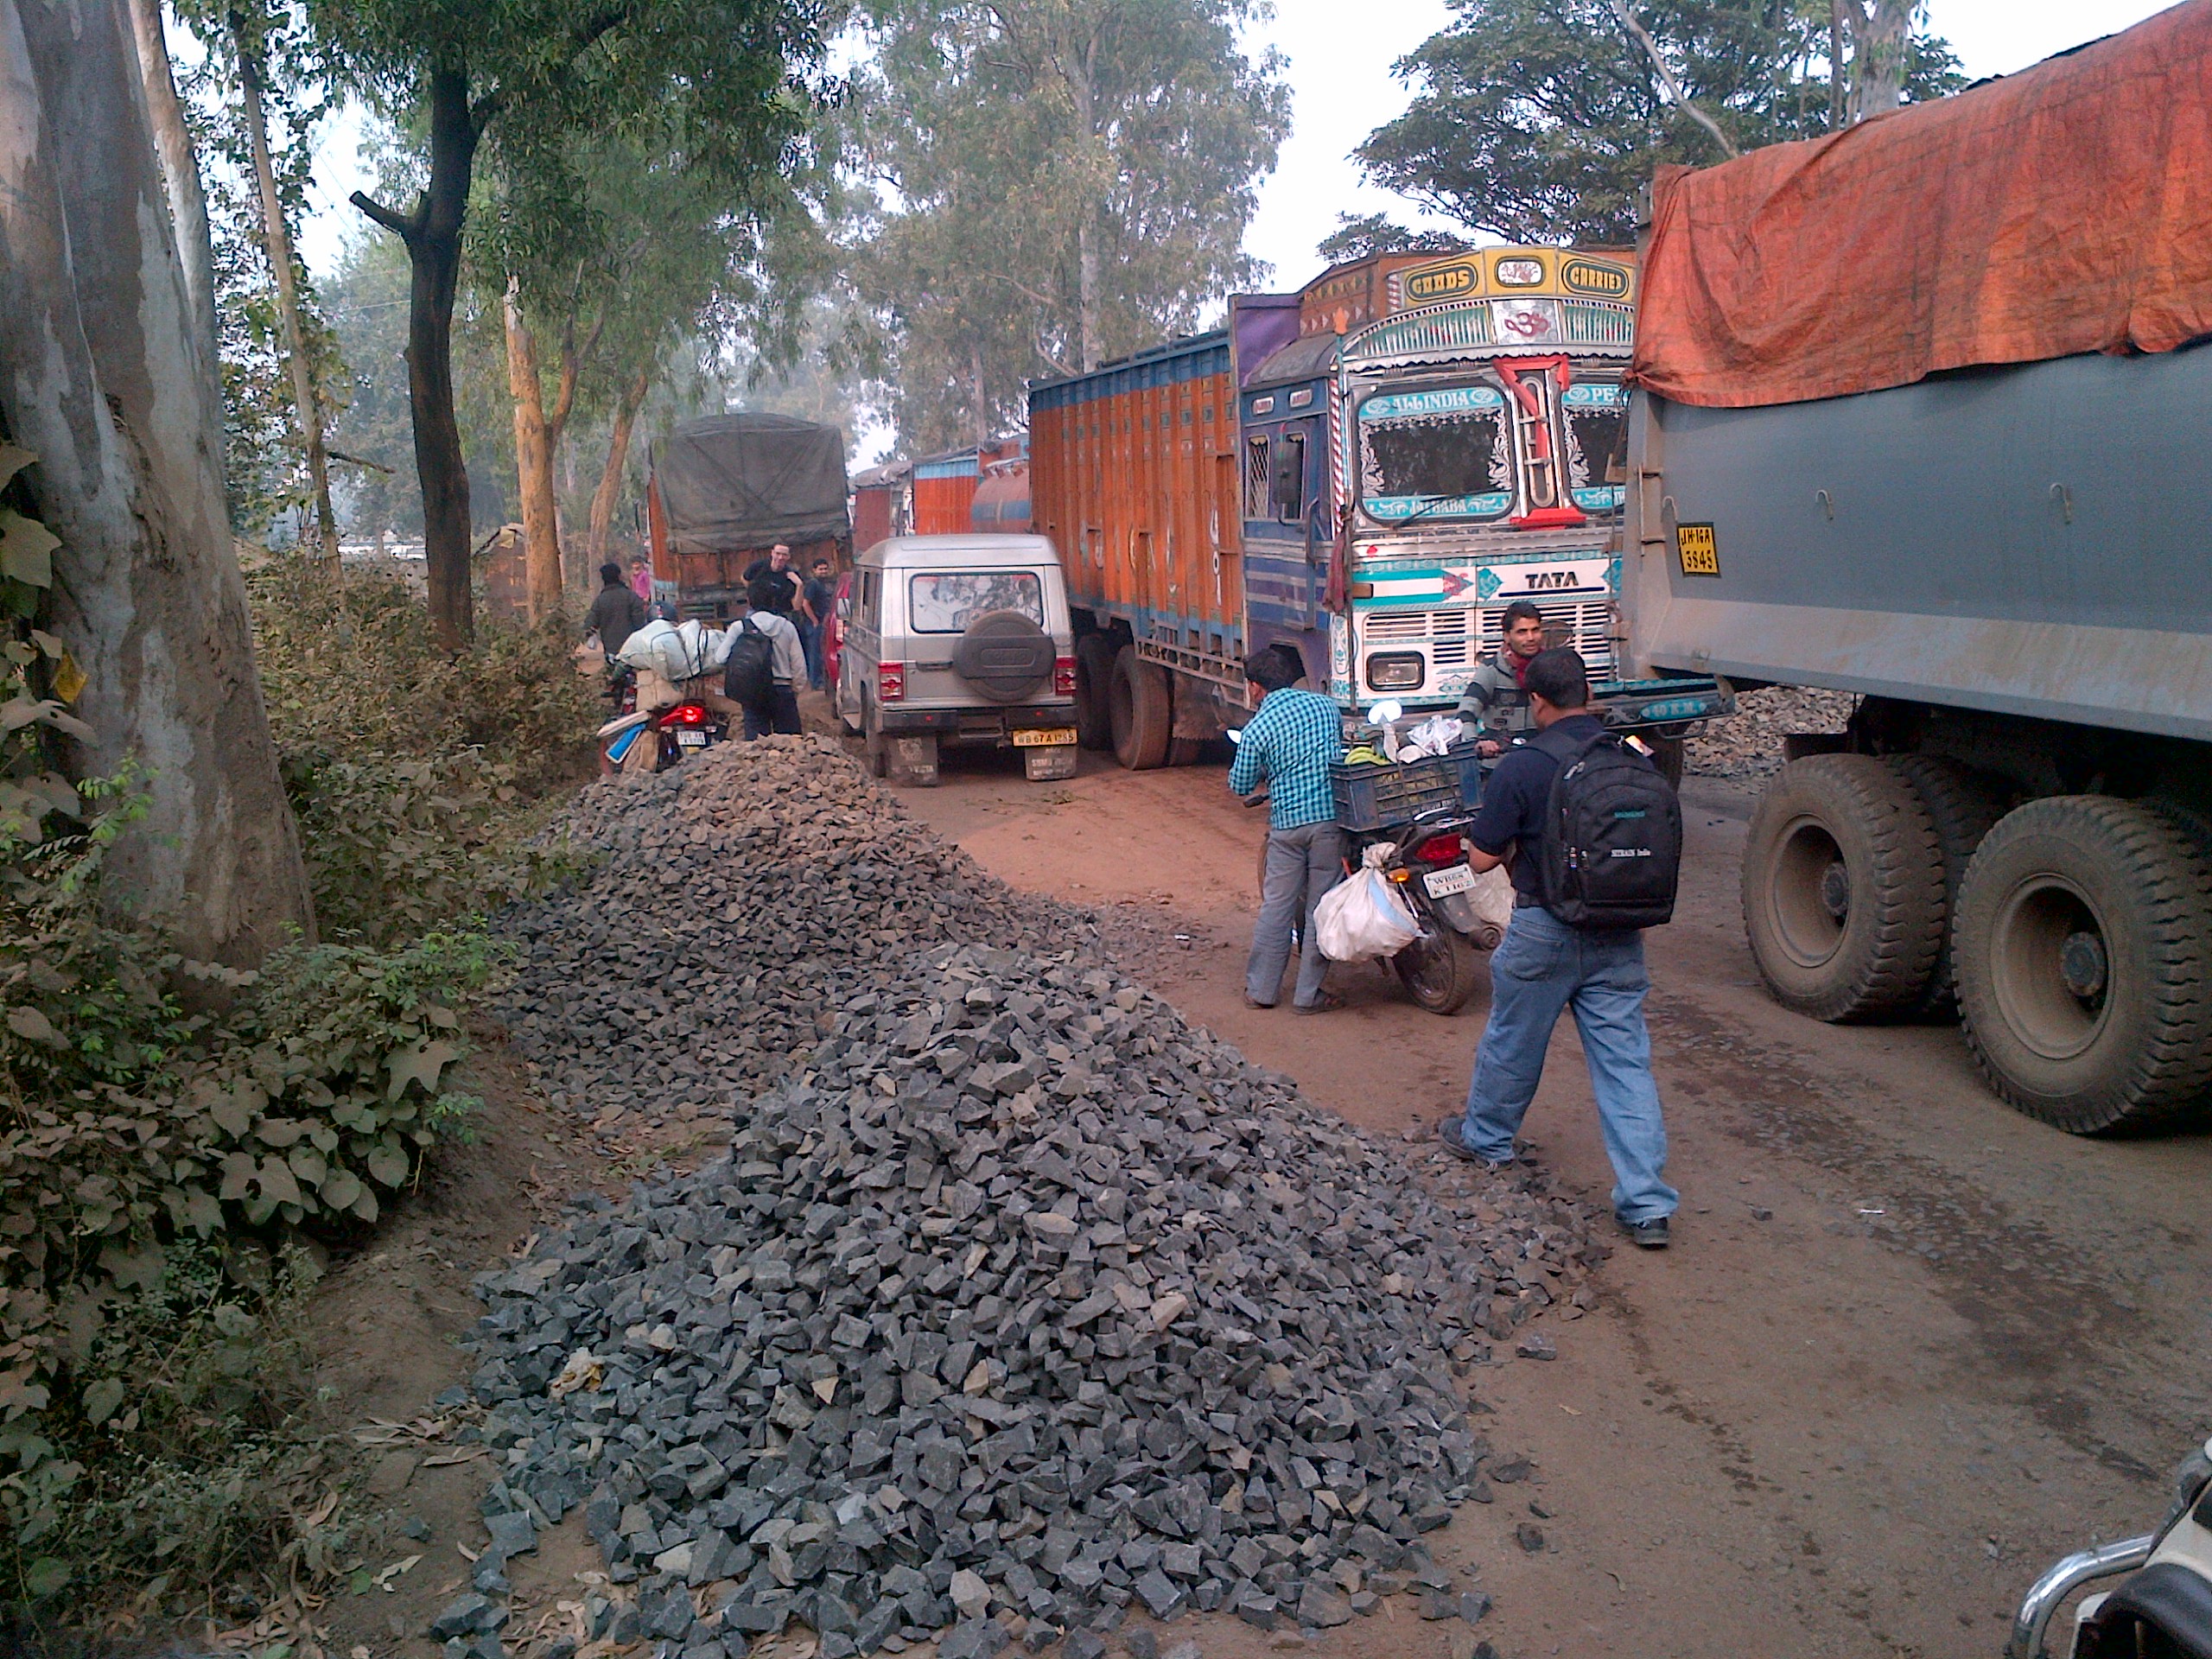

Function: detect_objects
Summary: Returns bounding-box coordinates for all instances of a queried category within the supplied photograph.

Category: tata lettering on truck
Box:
[1619,4,2212,1133]
[1028,251,1730,769]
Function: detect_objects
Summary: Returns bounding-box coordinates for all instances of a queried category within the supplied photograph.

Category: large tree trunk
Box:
[1071,35,1103,371]
[0,0,313,965]
[502,277,562,621]
[125,0,218,378]
[1844,0,1910,121]
[233,11,340,574]
[353,65,477,648]
[588,365,647,570]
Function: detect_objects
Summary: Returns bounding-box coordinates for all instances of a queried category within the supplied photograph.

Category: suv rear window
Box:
[908,570,1044,633]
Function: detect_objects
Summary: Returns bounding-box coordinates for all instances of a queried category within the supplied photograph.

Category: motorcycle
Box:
[598,661,728,773]
[1344,805,1503,1015]
[2010,1432,2212,1658]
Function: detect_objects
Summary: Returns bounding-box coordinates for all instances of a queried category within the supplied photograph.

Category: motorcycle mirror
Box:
[1225,727,1243,745]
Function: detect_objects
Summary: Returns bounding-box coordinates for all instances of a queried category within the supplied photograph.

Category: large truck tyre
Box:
[1072,635,1116,752]
[1109,645,1172,770]
[1952,797,2212,1133]
[1741,754,1946,1021]
[1885,755,2008,1018]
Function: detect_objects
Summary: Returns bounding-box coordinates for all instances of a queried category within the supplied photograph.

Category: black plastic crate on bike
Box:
[1331,742,1485,832]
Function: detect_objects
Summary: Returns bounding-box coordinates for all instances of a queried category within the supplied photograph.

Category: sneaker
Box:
[1439,1116,1514,1172]
[1618,1214,1671,1249]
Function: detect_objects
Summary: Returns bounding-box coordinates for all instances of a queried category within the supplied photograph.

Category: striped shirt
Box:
[1229,686,1344,830]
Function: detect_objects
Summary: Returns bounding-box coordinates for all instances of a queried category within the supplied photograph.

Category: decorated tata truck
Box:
[1621,6,2212,1134]
[1028,250,1728,771]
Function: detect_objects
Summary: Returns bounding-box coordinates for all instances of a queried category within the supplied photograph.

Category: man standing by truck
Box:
[1440,647,1679,1249]
[1229,647,1346,1013]
[1457,601,1547,757]
[585,562,646,658]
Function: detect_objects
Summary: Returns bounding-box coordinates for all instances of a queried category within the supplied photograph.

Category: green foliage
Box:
[286,750,579,946]
[852,0,1290,452]
[248,560,599,797]
[1314,213,1468,265]
[1357,0,1962,245]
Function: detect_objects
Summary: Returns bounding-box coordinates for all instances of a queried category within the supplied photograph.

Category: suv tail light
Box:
[1412,834,1467,866]
[1054,655,1077,697]
[658,702,709,728]
[878,662,906,702]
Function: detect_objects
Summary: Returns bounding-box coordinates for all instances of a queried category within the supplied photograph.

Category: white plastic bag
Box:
[700,625,734,671]
[1399,713,1467,760]
[1467,865,1516,949]
[1314,860,1422,963]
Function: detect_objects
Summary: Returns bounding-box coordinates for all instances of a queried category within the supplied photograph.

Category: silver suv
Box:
[834,534,1078,785]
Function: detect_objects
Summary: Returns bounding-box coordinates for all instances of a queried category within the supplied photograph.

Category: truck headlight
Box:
[1365,652,1425,692]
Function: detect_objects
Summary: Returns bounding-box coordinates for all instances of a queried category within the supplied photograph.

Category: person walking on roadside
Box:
[1440,646,1680,1249]
[585,561,646,658]
[1229,645,1346,1013]
[800,556,835,690]
[733,575,806,737]
[1458,599,1548,757]
[628,551,654,606]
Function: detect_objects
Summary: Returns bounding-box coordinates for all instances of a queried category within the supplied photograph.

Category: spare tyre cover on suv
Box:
[953,609,1054,702]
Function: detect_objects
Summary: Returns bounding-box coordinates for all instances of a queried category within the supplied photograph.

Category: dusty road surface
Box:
[888,741,2212,1659]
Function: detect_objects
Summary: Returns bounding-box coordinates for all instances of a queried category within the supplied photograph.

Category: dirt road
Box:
[896,744,2212,1659]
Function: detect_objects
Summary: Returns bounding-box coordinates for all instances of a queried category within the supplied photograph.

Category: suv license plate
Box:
[1013,728,1077,747]
[677,729,709,747]
[1424,864,1476,898]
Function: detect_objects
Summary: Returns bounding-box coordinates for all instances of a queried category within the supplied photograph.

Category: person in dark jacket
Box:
[585,562,646,657]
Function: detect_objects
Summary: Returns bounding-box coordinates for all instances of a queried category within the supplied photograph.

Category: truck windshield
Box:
[1357,385,1511,523]
[908,569,1044,632]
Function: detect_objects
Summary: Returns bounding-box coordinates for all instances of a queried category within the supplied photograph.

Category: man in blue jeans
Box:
[1228,646,1345,1012]
[1440,647,1679,1249]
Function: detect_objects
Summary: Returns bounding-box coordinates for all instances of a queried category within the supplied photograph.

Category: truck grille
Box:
[1363,601,1616,680]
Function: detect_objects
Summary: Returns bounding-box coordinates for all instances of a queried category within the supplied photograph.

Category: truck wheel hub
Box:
[1819,860,1851,921]
[2059,930,2108,1001]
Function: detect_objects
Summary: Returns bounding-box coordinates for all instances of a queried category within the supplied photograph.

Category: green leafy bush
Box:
[283,747,580,946]
[248,559,600,796]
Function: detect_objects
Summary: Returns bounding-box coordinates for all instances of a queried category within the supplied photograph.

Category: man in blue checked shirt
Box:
[1228,646,1346,1012]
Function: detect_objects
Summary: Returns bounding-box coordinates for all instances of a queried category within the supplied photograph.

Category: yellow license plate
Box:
[1013,728,1077,747]
[1677,522,1720,576]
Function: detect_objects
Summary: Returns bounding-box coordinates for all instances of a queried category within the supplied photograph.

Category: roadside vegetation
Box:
[0,537,594,1624]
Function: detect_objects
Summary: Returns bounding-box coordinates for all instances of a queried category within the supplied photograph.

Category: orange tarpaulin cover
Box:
[1631,2,2212,409]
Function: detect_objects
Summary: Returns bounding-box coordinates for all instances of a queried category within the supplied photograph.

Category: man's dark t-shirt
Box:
[743,560,800,615]
[585,582,646,652]
[1467,713,1606,902]
[802,575,833,625]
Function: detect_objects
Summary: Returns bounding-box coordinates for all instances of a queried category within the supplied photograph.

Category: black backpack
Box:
[1530,725,1681,930]
[722,616,776,709]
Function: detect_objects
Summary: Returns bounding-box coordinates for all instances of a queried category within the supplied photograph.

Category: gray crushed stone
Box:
[1687,686,1858,781]
[459,740,1598,1656]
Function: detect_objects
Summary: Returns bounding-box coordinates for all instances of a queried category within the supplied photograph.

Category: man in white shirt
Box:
[737,575,806,736]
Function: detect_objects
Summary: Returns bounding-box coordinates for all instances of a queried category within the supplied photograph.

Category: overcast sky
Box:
[301,0,2177,283]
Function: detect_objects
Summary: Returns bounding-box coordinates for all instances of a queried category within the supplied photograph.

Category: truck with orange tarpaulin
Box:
[1028,251,1731,769]
[1623,2,2212,1134]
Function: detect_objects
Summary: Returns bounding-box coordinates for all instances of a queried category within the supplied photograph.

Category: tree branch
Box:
[350,188,421,240]
[1610,0,1740,159]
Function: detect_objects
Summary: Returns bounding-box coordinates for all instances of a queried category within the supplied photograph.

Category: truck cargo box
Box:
[648,413,850,620]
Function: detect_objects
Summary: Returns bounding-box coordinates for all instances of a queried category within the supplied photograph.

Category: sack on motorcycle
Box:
[1314,868,1423,963]
[1532,728,1681,930]
[722,618,776,709]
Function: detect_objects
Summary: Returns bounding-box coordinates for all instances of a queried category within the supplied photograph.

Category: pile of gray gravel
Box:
[492,737,1094,1127]
[1686,686,1858,781]
[457,742,1599,1658]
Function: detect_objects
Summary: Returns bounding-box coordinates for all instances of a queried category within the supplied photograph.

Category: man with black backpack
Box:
[725,576,805,737]
[1439,647,1683,1249]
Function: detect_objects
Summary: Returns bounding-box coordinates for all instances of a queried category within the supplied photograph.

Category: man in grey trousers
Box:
[1228,646,1347,1012]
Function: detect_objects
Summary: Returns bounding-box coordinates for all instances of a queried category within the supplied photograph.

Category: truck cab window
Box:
[1357,385,1511,523]
[1271,433,1306,522]
[1244,435,1271,519]
[1563,379,1630,511]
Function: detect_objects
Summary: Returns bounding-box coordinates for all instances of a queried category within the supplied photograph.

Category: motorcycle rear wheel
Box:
[1394,925,1484,1015]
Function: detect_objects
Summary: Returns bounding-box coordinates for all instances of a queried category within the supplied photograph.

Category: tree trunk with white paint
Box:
[0,0,313,965]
